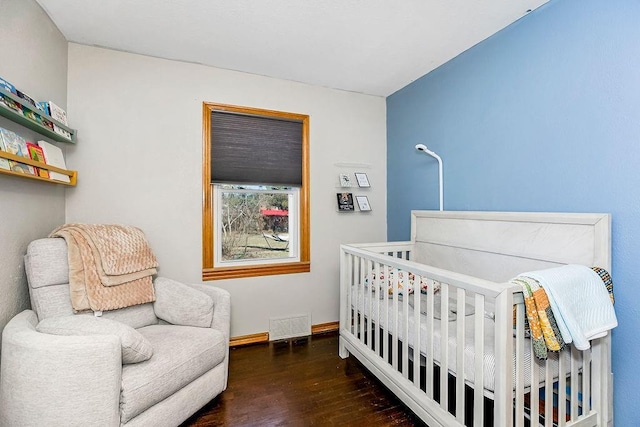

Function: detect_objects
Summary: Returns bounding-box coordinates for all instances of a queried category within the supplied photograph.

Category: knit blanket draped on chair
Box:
[50,224,158,312]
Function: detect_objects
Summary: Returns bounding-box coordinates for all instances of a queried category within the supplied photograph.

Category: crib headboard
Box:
[410,211,611,283]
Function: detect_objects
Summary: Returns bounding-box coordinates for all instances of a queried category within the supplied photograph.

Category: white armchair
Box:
[0,238,230,427]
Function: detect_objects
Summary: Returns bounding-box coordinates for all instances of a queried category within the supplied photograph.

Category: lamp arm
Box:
[415,144,444,211]
[435,154,443,211]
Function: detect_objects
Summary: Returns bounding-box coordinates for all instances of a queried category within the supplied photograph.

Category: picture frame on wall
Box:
[339,173,352,187]
[355,195,371,211]
[354,172,370,188]
[337,192,355,211]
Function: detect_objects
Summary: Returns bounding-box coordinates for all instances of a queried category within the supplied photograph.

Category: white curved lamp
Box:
[415,144,443,211]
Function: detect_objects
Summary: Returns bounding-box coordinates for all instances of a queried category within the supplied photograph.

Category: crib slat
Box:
[413,280,421,389]
[402,272,410,379]
[366,260,373,351]
[583,333,613,425]
[473,293,484,425]
[583,348,591,417]
[494,290,514,427]
[590,336,611,425]
[359,257,366,345]
[590,339,602,422]
[345,254,353,335]
[455,287,465,424]
[514,302,525,427]
[365,260,371,343]
[545,356,553,427]
[570,346,579,420]
[425,281,435,399]
[558,347,566,426]
[382,264,389,365]
[531,347,540,427]
[353,257,366,341]
[392,265,399,372]
[439,283,449,412]
[373,261,381,354]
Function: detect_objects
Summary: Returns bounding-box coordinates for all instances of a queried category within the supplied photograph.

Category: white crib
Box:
[339,211,613,426]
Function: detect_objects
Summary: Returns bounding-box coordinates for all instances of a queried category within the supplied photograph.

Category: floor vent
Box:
[269,314,311,341]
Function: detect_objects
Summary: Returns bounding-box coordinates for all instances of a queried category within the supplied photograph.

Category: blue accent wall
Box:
[387,0,640,424]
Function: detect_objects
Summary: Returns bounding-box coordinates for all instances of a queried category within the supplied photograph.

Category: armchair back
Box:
[25,238,158,328]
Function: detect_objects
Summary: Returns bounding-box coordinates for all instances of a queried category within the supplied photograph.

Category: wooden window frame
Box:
[202,102,310,280]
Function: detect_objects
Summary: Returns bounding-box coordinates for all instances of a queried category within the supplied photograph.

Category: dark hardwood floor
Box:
[181,332,426,426]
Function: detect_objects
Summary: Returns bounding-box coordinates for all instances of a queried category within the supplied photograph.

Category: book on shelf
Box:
[0,76,17,94]
[0,129,9,170]
[37,101,68,126]
[49,101,68,125]
[0,93,22,114]
[37,140,70,183]
[41,117,54,131]
[16,90,37,108]
[1,128,25,156]
[53,124,72,139]
[0,128,36,175]
[37,101,50,116]
[0,128,8,170]
[9,161,35,175]
[16,134,35,175]
[21,105,42,124]
[26,142,49,178]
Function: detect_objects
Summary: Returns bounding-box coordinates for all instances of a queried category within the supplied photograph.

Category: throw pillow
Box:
[36,315,153,364]
[153,277,214,328]
[365,268,441,298]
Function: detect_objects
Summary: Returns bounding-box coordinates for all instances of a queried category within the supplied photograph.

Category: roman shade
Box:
[210,111,303,186]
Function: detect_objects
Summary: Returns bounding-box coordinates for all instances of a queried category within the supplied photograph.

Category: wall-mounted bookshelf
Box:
[0,86,76,144]
[0,150,76,186]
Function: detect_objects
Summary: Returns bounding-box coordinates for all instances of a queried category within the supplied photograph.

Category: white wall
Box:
[0,0,68,350]
[66,44,387,337]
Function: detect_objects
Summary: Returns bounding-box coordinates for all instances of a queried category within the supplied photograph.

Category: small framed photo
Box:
[355,195,371,211]
[339,173,352,187]
[354,172,370,188]
[336,192,355,211]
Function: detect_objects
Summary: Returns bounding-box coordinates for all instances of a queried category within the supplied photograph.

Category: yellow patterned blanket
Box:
[511,276,564,360]
[51,224,158,312]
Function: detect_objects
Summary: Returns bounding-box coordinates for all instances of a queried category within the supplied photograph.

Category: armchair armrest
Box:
[1,310,122,426]
[184,283,231,389]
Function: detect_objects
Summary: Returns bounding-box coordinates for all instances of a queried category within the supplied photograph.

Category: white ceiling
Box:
[35,0,549,97]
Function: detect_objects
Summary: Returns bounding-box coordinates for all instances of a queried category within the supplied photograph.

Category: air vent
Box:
[269,314,311,341]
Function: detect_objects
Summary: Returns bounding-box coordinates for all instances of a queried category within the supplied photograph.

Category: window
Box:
[202,103,310,280]
[214,185,297,265]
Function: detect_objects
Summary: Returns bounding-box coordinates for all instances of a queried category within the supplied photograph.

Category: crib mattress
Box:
[349,286,578,395]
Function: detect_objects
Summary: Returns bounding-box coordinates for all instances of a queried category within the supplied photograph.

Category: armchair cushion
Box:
[153,277,214,328]
[36,315,154,364]
[120,324,226,423]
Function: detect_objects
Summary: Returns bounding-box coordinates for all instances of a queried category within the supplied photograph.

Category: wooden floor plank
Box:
[181,332,425,426]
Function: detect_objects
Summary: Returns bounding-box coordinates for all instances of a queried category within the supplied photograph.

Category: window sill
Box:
[202,261,310,281]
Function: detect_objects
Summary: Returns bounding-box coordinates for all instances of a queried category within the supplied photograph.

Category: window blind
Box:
[210,111,303,186]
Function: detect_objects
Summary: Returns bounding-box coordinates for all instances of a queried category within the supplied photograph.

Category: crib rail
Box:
[339,242,605,427]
